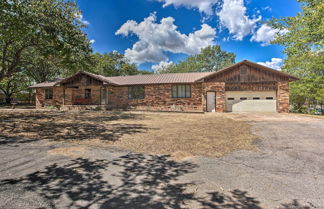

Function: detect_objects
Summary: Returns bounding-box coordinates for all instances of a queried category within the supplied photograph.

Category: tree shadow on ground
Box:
[0,111,149,143]
[280,199,312,209]
[0,135,38,146]
[0,152,290,209]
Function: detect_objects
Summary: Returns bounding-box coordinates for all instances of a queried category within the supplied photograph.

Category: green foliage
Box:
[0,0,92,81]
[75,52,152,77]
[270,0,324,111]
[24,50,62,83]
[160,45,236,73]
[0,72,32,104]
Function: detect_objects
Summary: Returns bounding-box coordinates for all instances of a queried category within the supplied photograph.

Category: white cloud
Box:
[152,60,174,73]
[154,0,219,15]
[75,13,90,25]
[251,24,289,46]
[116,13,216,64]
[250,24,279,46]
[217,0,261,40]
[263,6,272,12]
[90,39,95,44]
[257,58,283,70]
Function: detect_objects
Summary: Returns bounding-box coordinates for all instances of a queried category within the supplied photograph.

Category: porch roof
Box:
[29,78,64,88]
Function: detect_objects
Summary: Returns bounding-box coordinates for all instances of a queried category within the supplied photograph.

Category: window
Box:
[266,97,274,100]
[45,88,53,100]
[172,84,191,98]
[240,97,247,100]
[85,89,91,99]
[227,98,235,100]
[253,97,260,100]
[128,86,145,99]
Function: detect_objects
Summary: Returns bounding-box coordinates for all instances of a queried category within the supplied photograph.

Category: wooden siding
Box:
[205,64,289,91]
[60,74,103,87]
[225,81,277,91]
[205,64,290,83]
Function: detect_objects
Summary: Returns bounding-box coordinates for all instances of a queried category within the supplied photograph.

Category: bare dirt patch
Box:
[48,146,87,158]
[0,110,256,158]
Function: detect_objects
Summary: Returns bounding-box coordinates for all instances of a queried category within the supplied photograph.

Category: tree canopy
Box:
[0,72,31,104]
[157,45,236,74]
[0,0,92,81]
[85,52,152,77]
[270,0,324,111]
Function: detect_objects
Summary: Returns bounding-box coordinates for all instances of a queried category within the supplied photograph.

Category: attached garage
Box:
[226,91,277,112]
[201,60,299,113]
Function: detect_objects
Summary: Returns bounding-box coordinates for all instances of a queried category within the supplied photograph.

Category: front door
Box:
[101,88,107,105]
[207,92,216,112]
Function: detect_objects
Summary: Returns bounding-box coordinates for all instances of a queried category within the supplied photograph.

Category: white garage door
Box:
[226,91,277,112]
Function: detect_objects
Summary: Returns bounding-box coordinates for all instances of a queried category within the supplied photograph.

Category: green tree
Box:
[162,45,236,73]
[87,52,152,77]
[270,0,324,112]
[24,51,63,83]
[0,0,92,81]
[0,72,31,104]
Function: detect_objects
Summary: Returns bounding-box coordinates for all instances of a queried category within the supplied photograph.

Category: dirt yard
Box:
[0,110,256,159]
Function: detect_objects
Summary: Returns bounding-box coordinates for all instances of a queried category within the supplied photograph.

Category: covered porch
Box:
[59,72,111,106]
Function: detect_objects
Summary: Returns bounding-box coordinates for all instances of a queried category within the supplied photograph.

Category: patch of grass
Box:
[0,110,256,159]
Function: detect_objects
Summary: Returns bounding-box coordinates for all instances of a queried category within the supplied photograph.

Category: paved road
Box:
[0,113,323,209]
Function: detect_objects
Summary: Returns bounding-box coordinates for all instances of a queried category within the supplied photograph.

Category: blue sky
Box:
[76,0,301,72]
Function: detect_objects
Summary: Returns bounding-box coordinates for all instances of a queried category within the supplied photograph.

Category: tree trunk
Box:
[5,96,12,104]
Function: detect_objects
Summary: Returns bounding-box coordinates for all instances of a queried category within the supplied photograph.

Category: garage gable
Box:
[201,60,298,83]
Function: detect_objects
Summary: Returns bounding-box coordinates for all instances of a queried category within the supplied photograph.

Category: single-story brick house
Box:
[30,60,298,113]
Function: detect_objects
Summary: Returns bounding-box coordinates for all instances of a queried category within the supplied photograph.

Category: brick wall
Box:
[202,82,226,112]
[108,83,204,112]
[277,81,290,113]
[35,81,287,113]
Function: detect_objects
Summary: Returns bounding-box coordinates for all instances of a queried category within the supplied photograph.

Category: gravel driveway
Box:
[0,113,323,209]
[182,113,324,208]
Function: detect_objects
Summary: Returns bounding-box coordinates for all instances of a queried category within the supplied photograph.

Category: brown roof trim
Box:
[29,78,64,88]
[56,71,118,86]
[197,60,299,82]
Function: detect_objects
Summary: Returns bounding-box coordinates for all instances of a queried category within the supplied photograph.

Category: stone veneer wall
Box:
[36,87,64,108]
[35,85,103,108]
[202,82,226,112]
[277,81,290,113]
[107,83,204,112]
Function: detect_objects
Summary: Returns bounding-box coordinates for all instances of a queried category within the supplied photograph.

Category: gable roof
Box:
[58,71,117,85]
[200,60,299,81]
[29,60,298,88]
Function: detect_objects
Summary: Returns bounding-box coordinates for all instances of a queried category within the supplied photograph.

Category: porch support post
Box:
[63,87,66,106]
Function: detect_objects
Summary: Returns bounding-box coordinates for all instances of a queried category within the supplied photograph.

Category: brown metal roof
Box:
[30,72,213,87]
[58,71,118,85]
[29,78,64,88]
[107,72,214,85]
